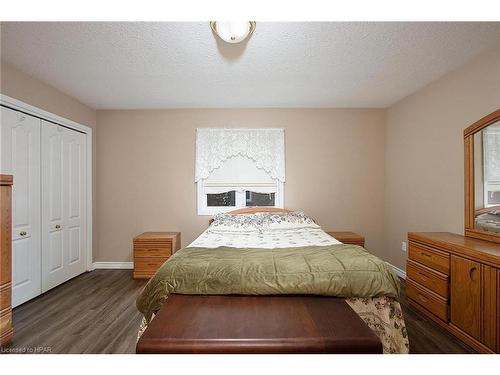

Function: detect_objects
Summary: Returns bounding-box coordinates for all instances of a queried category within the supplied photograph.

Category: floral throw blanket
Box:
[346,297,409,353]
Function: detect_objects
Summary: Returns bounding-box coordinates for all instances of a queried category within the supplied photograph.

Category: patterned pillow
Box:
[261,211,320,231]
[210,211,320,233]
[209,213,263,233]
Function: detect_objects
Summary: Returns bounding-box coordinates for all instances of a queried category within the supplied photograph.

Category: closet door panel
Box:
[48,229,63,272]
[0,107,41,307]
[12,239,30,285]
[42,122,66,291]
[41,121,86,292]
[64,131,86,276]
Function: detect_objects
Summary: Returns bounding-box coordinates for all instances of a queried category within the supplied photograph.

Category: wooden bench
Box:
[136,295,382,354]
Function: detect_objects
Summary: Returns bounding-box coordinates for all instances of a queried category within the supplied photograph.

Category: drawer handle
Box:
[469,267,477,279]
[417,294,428,303]
[19,231,27,236]
[417,272,428,281]
[420,252,432,258]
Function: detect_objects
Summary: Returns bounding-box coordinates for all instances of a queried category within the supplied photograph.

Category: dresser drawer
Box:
[134,257,169,278]
[408,242,450,274]
[406,259,448,298]
[406,279,448,321]
[134,246,172,258]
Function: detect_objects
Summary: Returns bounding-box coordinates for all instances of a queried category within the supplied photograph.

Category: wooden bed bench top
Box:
[136,295,382,354]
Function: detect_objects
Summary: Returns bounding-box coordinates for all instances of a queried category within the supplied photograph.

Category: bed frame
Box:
[475,205,500,217]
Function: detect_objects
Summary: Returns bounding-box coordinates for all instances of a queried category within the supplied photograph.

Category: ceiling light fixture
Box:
[210,21,256,44]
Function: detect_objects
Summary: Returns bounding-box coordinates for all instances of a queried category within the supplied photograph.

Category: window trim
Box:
[197,182,284,216]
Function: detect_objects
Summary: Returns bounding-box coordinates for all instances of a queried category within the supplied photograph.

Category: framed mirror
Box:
[464,109,500,244]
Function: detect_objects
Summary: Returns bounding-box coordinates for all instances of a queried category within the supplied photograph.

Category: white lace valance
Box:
[195,128,285,182]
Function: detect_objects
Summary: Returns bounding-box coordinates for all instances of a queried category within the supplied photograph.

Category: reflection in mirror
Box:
[473,120,500,233]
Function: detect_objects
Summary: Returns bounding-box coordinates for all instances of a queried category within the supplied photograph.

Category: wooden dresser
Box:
[0,175,13,346]
[327,231,365,247]
[407,232,500,353]
[133,232,181,279]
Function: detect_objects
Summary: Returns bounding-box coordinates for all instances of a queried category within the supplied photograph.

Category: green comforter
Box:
[136,244,400,322]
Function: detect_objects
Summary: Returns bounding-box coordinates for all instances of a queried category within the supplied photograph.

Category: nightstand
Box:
[327,231,365,247]
[133,232,181,279]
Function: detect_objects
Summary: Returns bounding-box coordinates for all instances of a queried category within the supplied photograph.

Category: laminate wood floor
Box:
[4,271,475,354]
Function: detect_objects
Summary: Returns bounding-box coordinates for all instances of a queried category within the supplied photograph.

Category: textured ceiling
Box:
[1,22,499,109]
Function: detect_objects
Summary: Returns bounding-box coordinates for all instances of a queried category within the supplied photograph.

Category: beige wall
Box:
[384,46,500,269]
[4,45,499,268]
[96,109,386,262]
[0,62,98,257]
[1,62,96,127]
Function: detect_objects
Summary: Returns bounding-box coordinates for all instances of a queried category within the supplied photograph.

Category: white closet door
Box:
[41,120,87,292]
[0,106,42,307]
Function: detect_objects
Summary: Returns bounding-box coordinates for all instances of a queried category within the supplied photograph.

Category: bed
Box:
[475,205,500,234]
[136,208,409,354]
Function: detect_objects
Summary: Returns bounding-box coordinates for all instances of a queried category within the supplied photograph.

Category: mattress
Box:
[188,226,342,248]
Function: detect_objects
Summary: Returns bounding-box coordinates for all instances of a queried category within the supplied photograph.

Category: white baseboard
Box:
[388,263,406,279]
[91,262,133,270]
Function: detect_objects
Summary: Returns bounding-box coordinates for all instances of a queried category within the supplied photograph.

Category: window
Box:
[195,128,285,215]
[246,191,275,207]
[207,191,236,207]
[487,190,500,205]
[196,164,284,214]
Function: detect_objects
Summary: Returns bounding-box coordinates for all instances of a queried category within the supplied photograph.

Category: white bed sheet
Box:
[188,227,342,248]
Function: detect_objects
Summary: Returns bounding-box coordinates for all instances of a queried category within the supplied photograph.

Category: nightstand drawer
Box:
[406,279,448,321]
[134,257,169,278]
[409,242,450,274]
[407,259,448,298]
[133,232,181,279]
[134,246,172,258]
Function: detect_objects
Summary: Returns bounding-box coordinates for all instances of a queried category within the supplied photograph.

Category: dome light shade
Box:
[210,21,256,44]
